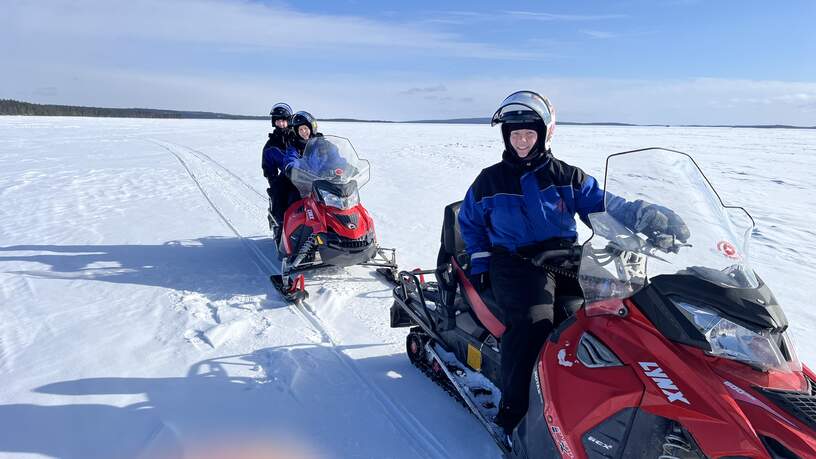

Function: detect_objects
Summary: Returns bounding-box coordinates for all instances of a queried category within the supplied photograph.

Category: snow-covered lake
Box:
[1,117,814,458]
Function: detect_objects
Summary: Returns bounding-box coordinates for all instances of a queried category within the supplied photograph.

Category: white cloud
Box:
[425,10,626,25]
[2,1,814,125]
[581,30,618,39]
[507,11,627,21]
[399,85,448,95]
[3,0,546,60]
[8,65,814,126]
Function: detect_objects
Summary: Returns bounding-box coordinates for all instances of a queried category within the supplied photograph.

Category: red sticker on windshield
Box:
[334,168,344,176]
[717,240,740,259]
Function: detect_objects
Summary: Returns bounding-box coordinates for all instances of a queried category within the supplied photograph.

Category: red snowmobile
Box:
[390,148,816,457]
[270,135,397,301]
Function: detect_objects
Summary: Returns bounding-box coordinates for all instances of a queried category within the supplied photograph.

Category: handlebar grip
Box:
[530,246,582,267]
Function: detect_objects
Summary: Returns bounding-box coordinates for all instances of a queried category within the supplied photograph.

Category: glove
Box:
[283,163,294,178]
[467,271,489,292]
[635,204,691,246]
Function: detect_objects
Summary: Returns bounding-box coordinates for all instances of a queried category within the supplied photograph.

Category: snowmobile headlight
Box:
[674,301,800,373]
[318,188,359,210]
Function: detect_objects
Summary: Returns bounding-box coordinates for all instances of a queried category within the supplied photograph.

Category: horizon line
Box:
[2,99,815,130]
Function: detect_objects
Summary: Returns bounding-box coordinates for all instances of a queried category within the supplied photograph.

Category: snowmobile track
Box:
[152,139,452,459]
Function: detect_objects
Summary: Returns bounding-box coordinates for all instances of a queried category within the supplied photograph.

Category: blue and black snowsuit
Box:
[458,148,610,434]
[285,139,348,178]
[262,127,291,181]
[459,150,607,276]
[262,128,300,227]
[458,146,688,434]
[281,132,324,170]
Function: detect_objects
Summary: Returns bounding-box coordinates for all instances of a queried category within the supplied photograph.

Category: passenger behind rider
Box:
[287,137,352,180]
[458,90,690,442]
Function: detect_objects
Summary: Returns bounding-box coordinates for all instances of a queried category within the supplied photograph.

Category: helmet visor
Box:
[491,91,553,126]
[271,102,292,115]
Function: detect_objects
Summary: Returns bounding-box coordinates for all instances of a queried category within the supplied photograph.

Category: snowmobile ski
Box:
[270,274,308,302]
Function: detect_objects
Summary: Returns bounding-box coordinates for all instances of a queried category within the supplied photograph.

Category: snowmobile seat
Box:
[454,257,506,338]
[436,201,507,338]
[437,200,469,268]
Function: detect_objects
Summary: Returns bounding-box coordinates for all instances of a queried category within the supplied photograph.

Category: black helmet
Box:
[270,102,293,124]
[290,111,318,137]
[491,90,556,152]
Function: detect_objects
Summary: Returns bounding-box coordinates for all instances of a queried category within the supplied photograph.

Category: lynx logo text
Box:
[639,362,690,405]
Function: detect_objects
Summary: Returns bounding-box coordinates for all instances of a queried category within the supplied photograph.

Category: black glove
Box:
[468,272,489,292]
[635,203,691,247]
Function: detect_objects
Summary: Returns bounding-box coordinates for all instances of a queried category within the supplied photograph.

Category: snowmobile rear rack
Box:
[392,269,448,340]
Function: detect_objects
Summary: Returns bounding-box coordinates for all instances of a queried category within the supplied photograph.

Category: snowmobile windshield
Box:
[289,135,371,196]
[579,148,759,303]
[491,91,553,126]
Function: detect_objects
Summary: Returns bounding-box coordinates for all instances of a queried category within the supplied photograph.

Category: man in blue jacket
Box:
[458,91,689,441]
[262,102,293,184]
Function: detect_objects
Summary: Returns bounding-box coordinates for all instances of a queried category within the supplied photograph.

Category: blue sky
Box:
[3,0,815,124]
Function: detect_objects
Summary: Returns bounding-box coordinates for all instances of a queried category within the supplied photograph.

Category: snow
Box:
[1,116,815,458]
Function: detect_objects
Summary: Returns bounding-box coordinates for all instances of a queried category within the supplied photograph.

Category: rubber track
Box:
[151,139,451,458]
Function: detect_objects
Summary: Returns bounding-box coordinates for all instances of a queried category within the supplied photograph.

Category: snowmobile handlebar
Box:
[530,246,583,268]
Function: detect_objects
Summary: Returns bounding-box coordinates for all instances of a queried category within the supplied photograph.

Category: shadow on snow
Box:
[0,344,491,459]
[0,236,281,301]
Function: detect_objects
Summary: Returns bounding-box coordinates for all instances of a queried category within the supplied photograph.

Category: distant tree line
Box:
[2,99,812,128]
[0,99,266,120]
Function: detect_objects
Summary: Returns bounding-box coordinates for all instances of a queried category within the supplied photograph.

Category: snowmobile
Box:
[270,135,397,301]
[390,148,816,457]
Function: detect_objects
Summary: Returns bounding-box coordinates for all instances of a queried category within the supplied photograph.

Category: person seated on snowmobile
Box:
[286,111,323,160]
[262,102,293,186]
[282,111,328,186]
[267,110,323,237]
[263,102,296,239]
[457,90,690,440]
[287,136,354,180]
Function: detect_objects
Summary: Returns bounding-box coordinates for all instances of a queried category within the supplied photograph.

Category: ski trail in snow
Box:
[167,143,267,200]
[151,139,452,459]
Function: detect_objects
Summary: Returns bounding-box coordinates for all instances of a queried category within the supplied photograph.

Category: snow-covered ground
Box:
[1,116,814,458]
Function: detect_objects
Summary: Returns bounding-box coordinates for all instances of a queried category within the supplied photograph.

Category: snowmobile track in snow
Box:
[151,139,452,459]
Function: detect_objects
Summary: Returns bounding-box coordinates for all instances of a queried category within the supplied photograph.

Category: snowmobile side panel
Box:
[579,407,636,458]
[512,366,559,459]
[281,198,325,255]
[437,325,501,384]
[454,311,488,340]
[539,327,645,458]
[565,305,779,456]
